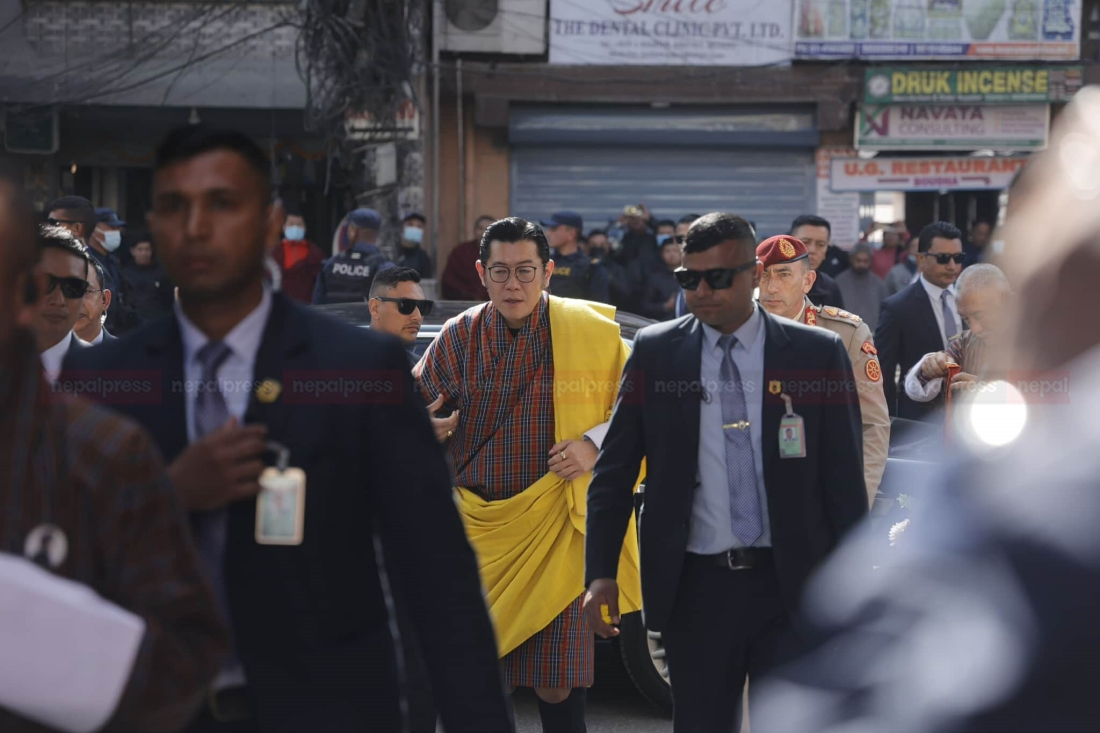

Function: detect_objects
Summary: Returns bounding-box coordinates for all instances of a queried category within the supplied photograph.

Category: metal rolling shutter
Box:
[510,145,815,240]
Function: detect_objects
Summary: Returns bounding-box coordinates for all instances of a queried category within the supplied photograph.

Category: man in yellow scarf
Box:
[414,217,641,733]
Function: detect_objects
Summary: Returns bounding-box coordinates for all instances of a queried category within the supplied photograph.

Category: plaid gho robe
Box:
[0,331,228,731]
[414,294,593,688]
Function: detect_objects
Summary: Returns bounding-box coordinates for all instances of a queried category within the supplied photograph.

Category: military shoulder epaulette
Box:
[822,306,862,324]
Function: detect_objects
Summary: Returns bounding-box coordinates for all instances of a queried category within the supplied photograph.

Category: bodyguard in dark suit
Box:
[584,213,867,733]
[875,222,965,422]
[63,126,511,733]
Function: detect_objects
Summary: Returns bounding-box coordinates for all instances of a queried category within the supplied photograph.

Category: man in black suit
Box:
[75,257,118,344]
[791,215,845,309]
[63,126,511,733]
[875,221,965,422]
[583,213,867,732]
[32,224,93,384]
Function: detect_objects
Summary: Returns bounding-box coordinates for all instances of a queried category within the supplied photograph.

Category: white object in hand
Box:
[0,552,145,733]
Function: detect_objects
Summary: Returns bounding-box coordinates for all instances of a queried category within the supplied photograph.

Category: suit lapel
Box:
[910,280,946,349]
[760,309,791,469]
[670,318,703,476]
[143,316,189,461]
[243,293,311,443]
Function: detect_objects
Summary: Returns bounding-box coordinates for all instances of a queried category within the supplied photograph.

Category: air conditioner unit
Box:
[435,0,546,55]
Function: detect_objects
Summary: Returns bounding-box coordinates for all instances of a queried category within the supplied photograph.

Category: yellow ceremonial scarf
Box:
[454,296,644,658]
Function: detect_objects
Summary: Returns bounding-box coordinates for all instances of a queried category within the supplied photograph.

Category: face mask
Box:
[403,226,424,244]
[100,230,122,252]
[284,225,306,241]
[656,234,671,246]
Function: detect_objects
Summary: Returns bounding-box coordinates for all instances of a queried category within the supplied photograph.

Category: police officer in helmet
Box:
[543,210,610,304]
[312,207,395,304]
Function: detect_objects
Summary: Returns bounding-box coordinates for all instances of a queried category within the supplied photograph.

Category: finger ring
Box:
[447,430,454,438]
[562,450,568,459]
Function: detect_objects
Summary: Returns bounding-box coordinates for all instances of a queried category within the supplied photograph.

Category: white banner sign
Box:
[794,0,1080,60]
[815,148,862,246]
[856,104,1049,150]
[548,0,794,66]
[830,155,1030,192]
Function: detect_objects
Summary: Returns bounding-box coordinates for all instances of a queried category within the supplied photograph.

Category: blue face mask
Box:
[284,225,305,241]
[403,226,424,244]
[656,234,671,246]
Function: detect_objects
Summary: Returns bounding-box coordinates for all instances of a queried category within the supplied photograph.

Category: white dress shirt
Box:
[904,354,946,403]
[175,287,272,441]
[688,304,771,554]
[39,333,74,385]
[919,275,963,349]
[87,329,104,345]
[173,286,272,689]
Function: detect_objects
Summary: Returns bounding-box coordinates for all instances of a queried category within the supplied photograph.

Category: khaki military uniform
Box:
[800,297,890,504]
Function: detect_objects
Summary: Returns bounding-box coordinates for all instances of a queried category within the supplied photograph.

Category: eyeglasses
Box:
[373,296,433,316]
[84,288,104,298]
[923,253,966,265]
[486,265,539,284]
[674,260,758,291]
[45,274,89,299]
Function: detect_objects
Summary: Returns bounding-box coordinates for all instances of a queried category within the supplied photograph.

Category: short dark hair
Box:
[154,125,272,200]
[475,214,496,227]
[587,228,607,239]
[656,219,676,230]
[369,265,421,298]
[918,221,963,253]
[125,227,152,249]
[87,256,107,291]
[47,195,97,242]
[37,224,90,277]
[683,213,757,257]
[677,214,701,227]
[479,217,551,265]
[403,213,427,226]
[790,214,831,237]
[972,219,993,229]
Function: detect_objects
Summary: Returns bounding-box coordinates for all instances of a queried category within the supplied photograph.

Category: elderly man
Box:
[756,234,890,504]
[834,242,887,331]
[904,263,1011,406]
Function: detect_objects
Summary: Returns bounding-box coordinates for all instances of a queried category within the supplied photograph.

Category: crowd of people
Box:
[3,108,1093,733]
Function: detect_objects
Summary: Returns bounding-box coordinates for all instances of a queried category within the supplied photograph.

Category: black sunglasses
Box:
[46,217,81,226]
[674,260,758,291]
[924,253,966,265]
[373,296,433,316]
[45,274,89,299]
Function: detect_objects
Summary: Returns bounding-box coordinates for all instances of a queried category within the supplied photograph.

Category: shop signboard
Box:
[830,154,1030,191]
[548,0,794,66]
[794,0,1080,60]
[856,103,1049,150]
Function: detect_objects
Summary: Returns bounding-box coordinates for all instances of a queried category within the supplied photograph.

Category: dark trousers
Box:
[661,553,798,733]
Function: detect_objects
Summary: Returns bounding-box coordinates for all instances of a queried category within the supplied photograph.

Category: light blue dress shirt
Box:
[687,303,771,553]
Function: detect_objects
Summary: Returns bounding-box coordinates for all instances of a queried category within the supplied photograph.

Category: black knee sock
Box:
[536,688,587,733]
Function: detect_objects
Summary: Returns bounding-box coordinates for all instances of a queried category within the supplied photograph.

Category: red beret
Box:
[756,235,809,269]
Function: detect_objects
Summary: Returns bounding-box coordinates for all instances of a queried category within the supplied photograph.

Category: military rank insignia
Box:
[779,238,796,259]
[804,306,817,326]
[824,306,839,317]
[769,380,782,395]
[866,359,882,382]
[861,341,878,356]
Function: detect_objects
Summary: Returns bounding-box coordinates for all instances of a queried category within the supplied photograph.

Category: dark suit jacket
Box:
[875,279,951,422]
[586,309,867,632]
[807,270,845,309]
[62,293,511,733]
